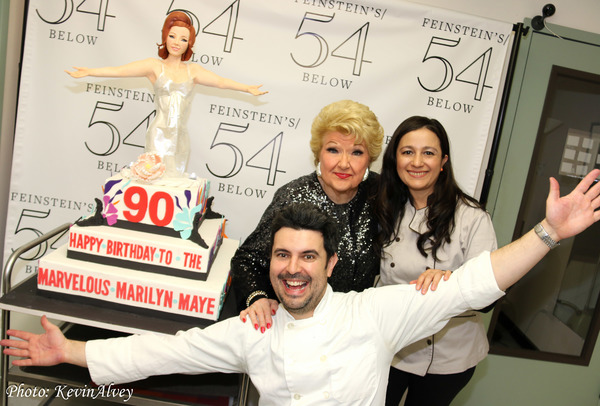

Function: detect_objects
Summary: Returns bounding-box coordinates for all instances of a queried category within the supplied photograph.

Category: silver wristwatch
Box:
[534,223,560,249]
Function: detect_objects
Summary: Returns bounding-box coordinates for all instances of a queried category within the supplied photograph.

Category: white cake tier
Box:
[37,238,238,321]
[67,218,224,280]
[102,175,209,230]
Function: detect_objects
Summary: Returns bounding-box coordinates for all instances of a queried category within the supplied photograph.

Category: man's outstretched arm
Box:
[492,169,600,291]
[1,315,87,368]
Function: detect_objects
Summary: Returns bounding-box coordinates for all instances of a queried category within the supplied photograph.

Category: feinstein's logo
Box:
[37,1,117,45]
[49,29,99,45]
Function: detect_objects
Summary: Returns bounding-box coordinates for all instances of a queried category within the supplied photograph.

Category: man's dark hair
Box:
[270,203,339,260]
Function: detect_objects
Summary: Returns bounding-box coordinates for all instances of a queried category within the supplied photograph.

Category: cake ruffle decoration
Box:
[124,152,166,182]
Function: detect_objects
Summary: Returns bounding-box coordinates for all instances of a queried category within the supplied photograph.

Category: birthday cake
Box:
[36,166,237,321]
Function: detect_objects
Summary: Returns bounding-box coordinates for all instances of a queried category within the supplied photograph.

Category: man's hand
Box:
[544,169,600,241]
[491,169,600,291]
[1,315,87,367]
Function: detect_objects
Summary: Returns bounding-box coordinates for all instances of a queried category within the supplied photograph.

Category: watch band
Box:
[534,223,560,249]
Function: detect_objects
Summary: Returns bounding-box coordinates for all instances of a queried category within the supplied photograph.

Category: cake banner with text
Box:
[5,0,512,283]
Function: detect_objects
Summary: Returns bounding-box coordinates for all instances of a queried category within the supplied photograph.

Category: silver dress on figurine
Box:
[146,64,194,175]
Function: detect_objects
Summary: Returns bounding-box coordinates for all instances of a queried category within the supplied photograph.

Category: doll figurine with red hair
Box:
[67,11,266,177]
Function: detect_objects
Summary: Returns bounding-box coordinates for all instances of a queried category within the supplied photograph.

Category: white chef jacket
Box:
[378,201,497,375]
[86,252,503,406]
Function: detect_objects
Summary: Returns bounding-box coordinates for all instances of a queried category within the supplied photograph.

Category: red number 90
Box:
[123,186,174,227]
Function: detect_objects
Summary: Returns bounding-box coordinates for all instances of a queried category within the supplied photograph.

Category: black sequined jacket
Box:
[231,171,380,310]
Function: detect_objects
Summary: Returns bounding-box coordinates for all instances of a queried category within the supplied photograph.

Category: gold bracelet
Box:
[246,290,268,308]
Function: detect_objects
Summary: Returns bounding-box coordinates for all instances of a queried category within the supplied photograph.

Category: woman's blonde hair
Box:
[310,100,383,166]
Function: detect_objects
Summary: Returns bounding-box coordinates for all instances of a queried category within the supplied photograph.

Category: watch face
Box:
[534,223,558,248]
[535,223,546,236]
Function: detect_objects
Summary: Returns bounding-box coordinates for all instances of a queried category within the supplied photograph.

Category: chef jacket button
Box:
[288,323,295,329]
[427,339,432,345]
[294,393,301,400]
[323,392,330,399]
[320,355,327,362]
[390,262,395,268]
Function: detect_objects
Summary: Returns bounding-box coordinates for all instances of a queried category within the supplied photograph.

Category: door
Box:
[457,21,600,406]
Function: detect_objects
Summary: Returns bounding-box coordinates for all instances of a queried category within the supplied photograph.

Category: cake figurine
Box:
[66,11,267,178]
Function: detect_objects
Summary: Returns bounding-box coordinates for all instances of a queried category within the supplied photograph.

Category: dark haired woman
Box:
[375,116,497,406]
[66,11,265,176]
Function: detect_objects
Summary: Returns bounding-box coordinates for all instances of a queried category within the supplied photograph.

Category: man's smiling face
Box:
[269,227,337,320]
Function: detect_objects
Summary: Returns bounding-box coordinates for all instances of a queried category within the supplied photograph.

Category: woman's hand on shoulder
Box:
[410,268,452,294]
[239,298,279,333]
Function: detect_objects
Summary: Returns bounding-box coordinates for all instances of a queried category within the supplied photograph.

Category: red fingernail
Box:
[267,323,271,329]
[261,326,265,333]
[242,317,246,323]
[254,324,258,330]
[272,309,276,315]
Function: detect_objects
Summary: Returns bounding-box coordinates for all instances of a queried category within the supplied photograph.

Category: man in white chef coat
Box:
[3,169,600,405]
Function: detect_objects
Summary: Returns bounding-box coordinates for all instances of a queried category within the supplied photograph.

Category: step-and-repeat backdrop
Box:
[4,0,512,283]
